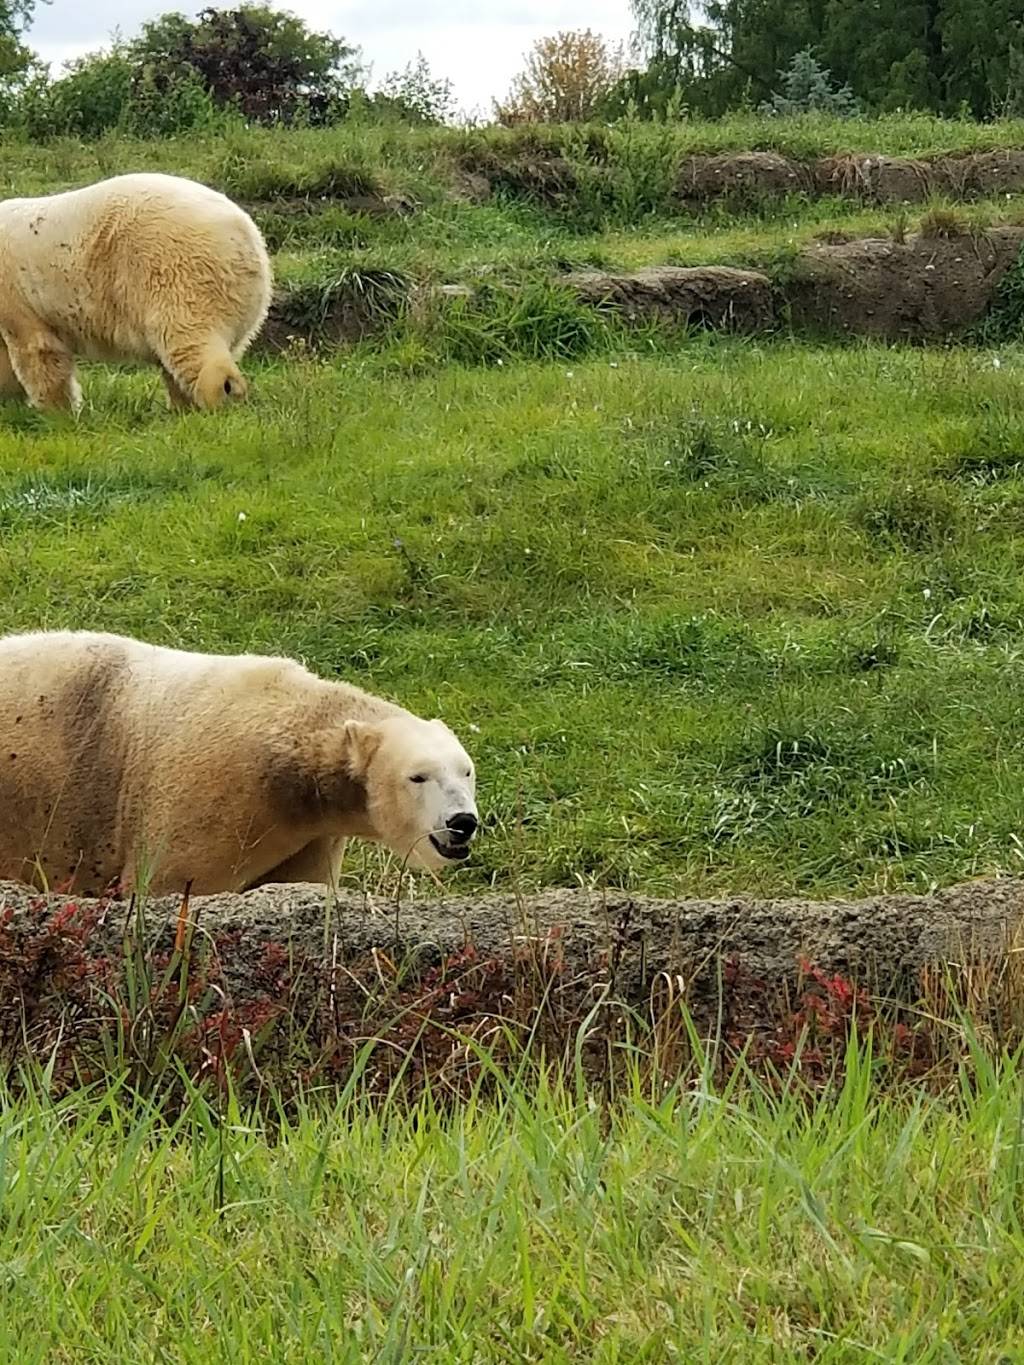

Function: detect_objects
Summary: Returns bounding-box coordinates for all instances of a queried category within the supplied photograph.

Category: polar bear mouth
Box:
[430,833,471,862]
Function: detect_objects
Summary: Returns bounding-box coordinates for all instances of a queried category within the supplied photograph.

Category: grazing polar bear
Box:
[0,630,479,897]
[0,172,271,413]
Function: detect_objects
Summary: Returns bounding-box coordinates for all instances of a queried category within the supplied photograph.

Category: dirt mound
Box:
[965,149,1024,196]
[678,151,816,205]
[259,294,380,351]
[456,154,579,206]
[450,170,493,204]
[816,153,937,203]
[677,149,1024,206]
[785,226,1024,338]
[563,265,777,332]
[561,230,1024,342]
[259,270,410,352]
[2,875,1022,1017]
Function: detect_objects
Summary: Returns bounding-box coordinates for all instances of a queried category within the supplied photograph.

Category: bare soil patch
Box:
[785,226,1024,338]
[678,150,818,205]
[259,291,382,351]
[259,271,410,352]
[565,265,776,332]
[677,149,1024,206]
[559,228,1024,341]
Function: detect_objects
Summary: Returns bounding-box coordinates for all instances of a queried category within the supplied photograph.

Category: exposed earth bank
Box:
[676,149,1024,206]
[3,875,1023,1013]
[5,876,1024,1089]
[564,228,1024,340]
[261,228,1024,350]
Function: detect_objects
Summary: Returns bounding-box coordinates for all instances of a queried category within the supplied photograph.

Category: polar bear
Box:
[0,630,479,897]
[0,172,272,413]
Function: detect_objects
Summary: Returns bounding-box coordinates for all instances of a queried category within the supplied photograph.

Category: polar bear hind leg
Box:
[0,340,25,400]
[4,326,82,413]
[160,332,249,412]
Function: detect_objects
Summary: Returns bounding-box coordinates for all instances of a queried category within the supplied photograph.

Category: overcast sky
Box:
[28,1,638,117]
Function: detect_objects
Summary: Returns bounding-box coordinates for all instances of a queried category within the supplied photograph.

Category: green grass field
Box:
[3,1047,1024,1362]
[8,341,1024,898]
[4,114,1024,1359]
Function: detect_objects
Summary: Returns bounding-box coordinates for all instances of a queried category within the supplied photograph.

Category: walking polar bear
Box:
[0,631,479,897]
[0,172,271,413]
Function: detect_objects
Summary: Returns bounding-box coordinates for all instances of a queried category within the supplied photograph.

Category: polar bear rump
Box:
[0,172,272,412]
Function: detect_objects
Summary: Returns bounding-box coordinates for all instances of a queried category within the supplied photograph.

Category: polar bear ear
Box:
[342,720,382,777]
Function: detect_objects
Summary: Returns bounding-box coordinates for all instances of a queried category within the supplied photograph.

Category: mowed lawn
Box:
[1,339,1023,896]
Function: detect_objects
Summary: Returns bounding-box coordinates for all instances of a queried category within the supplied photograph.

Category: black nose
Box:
[447,812,478,841]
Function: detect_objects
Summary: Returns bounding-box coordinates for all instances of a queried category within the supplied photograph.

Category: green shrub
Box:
[17,45,220,139]
[19,49,133,139]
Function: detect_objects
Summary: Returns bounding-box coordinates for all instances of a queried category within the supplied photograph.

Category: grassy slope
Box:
[5,115,1024,290]
[6,342,1024,897]
[6,110,1024,201]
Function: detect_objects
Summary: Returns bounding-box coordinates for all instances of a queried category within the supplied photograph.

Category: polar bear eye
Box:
[410,774,427,784]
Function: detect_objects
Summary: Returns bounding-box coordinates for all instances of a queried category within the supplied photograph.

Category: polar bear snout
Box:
[447,812,478,841]
[428,809,479,863]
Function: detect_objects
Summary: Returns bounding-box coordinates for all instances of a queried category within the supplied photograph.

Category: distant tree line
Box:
[0,3,455,138]
[0,0,1021,139]
[623,0,1024,120]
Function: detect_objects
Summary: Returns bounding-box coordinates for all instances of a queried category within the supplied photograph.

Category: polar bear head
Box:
[343,713,478,872]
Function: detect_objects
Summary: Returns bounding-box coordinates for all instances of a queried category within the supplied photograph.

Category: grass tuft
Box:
[970,242,1024,346]
[853,480,962,551]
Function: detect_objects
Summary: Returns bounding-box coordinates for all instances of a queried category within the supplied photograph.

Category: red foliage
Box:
[0,889,950,1108]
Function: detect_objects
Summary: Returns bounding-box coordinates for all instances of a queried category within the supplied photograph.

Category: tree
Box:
[1007,34,1024,117]
[495,29,626,124]
[629,0,1024,118]
[0,0,37,82]
[937,0,1024,117]
[372,52,455,125]
[0,0,48,128]
[628,0,777,115]
[815,0,942,112]
[6,4,363,137]
[129,5,362,125]
[759,48,860,115]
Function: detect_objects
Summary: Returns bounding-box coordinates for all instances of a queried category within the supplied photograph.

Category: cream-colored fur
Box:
[0,630,478,897]
[0,172,272,412]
